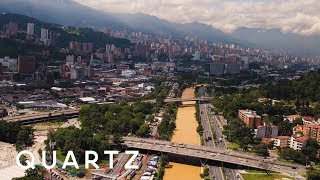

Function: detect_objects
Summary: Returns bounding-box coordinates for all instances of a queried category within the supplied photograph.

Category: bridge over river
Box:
[122,137,306,176]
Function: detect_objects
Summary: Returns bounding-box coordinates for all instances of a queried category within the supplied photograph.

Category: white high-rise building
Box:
[27,23,34,35]
[193,50,201,61]
[40,28,50,45]
[40,28,48,40]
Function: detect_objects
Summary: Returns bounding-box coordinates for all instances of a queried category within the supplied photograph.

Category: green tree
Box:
[307,170,320,180]
[13,166,45,180]
[16,126,35,148]
[279,148,307,165]
[223,119,255,150]
[137,124,150,137]
[0,121,20,144]
[302,139,320,162]
[278,120,293,136]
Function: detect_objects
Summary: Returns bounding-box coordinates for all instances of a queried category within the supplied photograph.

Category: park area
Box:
[241,170,294,180]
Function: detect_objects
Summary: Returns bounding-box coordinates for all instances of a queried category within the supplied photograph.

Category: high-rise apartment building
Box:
[209,63,225,76]
[225,63,241,74]
[4,22,18,37]
[17,56,36,74]
[193,50,201,61]
[238,109,262,128]
[40,28,49,45]
[27,23,34,36]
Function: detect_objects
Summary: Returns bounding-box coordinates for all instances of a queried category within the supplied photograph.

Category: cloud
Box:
[74,0,320,36]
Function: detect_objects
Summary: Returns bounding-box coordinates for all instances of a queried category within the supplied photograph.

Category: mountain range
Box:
[0,0,319,57]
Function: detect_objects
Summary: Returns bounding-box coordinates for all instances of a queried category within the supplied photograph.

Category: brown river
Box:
[163,88,201,180]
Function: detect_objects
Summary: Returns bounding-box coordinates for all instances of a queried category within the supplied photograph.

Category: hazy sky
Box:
[74,0,320,36]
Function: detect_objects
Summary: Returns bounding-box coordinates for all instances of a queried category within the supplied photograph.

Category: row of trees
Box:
[0,121,34,150]
[51,102,155,161]
[223,119,261,151]
[212,70,320,120]
[212,91,295,120]
[79,102,153,136]
[279,139,320,165]
[155,156,169,180]
[157,103,178,140]
[52,126,111,163]
[195,103,204,136]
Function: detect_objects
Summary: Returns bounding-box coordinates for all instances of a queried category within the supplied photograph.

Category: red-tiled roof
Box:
[295,137,309,143]
[277,136,290,140]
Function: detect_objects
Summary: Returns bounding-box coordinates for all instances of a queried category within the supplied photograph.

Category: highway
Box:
[1,109,80,124]
[0,98,212,124]
[122,137,306,177]
[200,103,240,180]
[200,103,224,180]
[163,97,212,103]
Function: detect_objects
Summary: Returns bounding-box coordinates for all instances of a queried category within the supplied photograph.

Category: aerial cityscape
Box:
[0,0,320,180]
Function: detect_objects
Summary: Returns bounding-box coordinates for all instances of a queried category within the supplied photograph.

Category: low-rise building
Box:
[273,135,308,150]
[273,136,290,149]
[293,123,320,142]
[303,116,315,124]
[289,136,308,150]
[285,114,302,123]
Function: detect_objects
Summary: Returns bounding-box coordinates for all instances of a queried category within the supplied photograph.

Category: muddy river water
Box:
[163,88,201,180]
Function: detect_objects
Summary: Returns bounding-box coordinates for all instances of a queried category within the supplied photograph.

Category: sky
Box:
[74,0,320,36]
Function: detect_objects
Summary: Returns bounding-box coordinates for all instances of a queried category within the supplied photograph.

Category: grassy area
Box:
[242,173,294,180]
[242,170,294,180]
[34,121,64,127]
[200,134,205,145]
[64,29,81,36]
[227,142,240,149]
[57,149,66,162]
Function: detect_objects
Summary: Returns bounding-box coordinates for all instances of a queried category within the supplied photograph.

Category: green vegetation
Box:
[195,103,204,135]
[48,102,154,163]
[16,126,35,149]
[279,139,320,165]
[213,70,320,120]
[51,126,110,165]
[139,84,170,101]
[0,121,35,150]
[0,13,132,49]
[227,142,241,149]
[0,121,20,144]
[200,165,210,180]
[242,172,293,180]
[212,91,295,121]
[79,102,153,136]
[13,166,45,180]
[307,170,320,180]
[0,13,132,66]
[157,103,178,140]
[156,156,169,180]
[223,119,259,151]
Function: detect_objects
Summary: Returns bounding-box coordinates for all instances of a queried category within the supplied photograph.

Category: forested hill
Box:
[0,13,132,48]
[263,70,320,101]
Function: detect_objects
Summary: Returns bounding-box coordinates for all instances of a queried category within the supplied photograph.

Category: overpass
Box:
[1,109,79,125]
[164,97,212,102]
[145,97,213,103]
[122,137,306,176]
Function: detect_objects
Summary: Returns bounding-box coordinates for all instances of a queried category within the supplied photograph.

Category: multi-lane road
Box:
[200,103,241,180]
[123,137,306,177]
[200,103,225,180]
[2,109,79,124]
